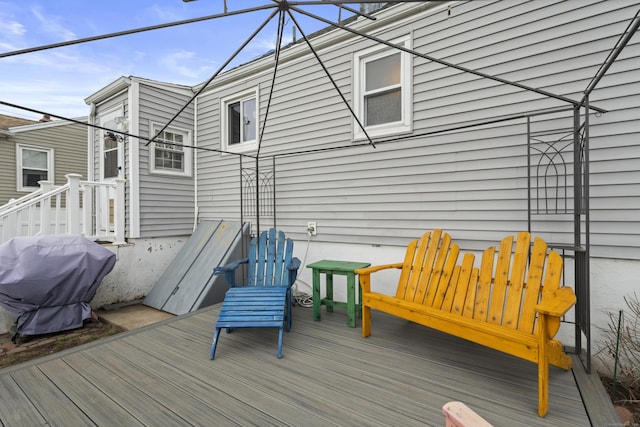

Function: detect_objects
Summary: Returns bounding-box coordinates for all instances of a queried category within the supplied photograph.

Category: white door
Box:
[99,107,124,181]
[98,107,125,232]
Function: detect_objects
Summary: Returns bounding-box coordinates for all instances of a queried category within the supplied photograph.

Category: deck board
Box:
[0,304,612,426]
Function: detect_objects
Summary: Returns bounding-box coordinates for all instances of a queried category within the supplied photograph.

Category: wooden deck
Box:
[0,305,618,426]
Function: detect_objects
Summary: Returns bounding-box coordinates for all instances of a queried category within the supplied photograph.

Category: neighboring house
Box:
[0,114,87,205]
[0,115,88,332]
[191,0,639,359]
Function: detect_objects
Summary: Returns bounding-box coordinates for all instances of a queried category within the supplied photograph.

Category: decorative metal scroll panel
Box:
[241,166,274,221]
[528,119,587,215]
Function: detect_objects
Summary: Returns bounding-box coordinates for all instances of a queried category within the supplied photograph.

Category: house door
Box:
[98,107,125,232]
[100,107,124,181]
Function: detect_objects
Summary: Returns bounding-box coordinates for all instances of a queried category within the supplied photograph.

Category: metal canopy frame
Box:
[2,1,639,372]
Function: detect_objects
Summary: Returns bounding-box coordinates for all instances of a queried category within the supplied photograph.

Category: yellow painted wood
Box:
[403,231,431,301]
[408,230,442,303]
[536,285,576,318]
[395,240,419,299]
[446,254,476,314]
[519,238,548,334]
[359,229,577,418]
[426,241,459,308]
[503,232,531,329]
[459,266,478,317]
[473,246,495,321]
[547,339,573,369]
[487,235,514,326]
[357,262,403,337]
[441,264,462,312]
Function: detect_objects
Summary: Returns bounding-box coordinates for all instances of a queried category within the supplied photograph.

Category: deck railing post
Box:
[81,182,93,238]
[38,180,53,236]
[66,174,82,235]
[114,178,126,244]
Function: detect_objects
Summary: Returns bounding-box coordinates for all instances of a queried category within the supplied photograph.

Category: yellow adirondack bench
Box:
[357,229,576,417]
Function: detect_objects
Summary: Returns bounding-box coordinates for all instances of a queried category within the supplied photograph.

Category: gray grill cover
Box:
[0,235,116,336]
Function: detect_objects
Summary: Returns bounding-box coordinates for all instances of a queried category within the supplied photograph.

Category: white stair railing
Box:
[0,174,125,245]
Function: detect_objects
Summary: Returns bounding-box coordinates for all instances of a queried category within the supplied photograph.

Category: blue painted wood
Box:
[210,229,301,359]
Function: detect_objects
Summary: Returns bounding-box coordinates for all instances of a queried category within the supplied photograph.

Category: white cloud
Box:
[159,49,217,81]
[148,4,185,22]
[0,18,25,37]
[0,41,16,50]
[30,6,76,41]
[249,31,293,54]
[160,50,199,79]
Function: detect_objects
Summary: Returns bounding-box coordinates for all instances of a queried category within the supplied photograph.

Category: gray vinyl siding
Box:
[0,122,87,204]
[0,138,14,204]
[196,0,640,260]
[137,83,194,238]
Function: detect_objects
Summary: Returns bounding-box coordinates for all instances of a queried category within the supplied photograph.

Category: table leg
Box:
[312,268,321,321]
[326,273,334,312]
[357,275,362,318]
[347,272,356,327]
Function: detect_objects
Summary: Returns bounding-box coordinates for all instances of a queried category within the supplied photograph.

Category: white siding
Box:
[195,0,640,261]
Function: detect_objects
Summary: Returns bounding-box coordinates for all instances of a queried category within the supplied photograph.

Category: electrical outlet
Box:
[307,221,317,236]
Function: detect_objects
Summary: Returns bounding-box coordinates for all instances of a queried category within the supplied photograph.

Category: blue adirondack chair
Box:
[210,228,301,359]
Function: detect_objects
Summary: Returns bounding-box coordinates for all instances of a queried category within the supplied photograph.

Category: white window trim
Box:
[149,122,193,177]
[16,144,54,192]
[220,89,259,154]
[353,35,412,140]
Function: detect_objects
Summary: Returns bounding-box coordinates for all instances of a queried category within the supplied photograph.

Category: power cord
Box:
[293,227,314,308]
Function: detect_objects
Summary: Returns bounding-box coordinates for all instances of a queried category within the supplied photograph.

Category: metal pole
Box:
[584,95,592,373]
[255,156,260,236]
[286,8,376,148]
[290,4,607,114]
[272,156,277,229]
[0,5,276,59]
[147,7,280,146]
[527,116,531,234]
[582,9,640,100]
[257,8,286,156]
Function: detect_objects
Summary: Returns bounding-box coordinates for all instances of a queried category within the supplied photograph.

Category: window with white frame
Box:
[221,90,258,153]
[16,145,53,191]
[150,123,192,176]
[353,35,412,139]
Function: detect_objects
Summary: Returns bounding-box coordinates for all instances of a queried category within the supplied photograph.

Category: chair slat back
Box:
[248,228,293,288]
[395,229,459,305]
[519,237,560,334]
[468,232,564,336]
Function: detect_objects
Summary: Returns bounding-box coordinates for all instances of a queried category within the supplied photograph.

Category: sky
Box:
[0,1,356,121]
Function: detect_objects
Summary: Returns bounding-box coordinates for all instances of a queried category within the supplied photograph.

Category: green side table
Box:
[307,260,370,328]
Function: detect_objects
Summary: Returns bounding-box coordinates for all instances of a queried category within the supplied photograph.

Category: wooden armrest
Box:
[213,258,249,287]
[213,257,249,274]
[286,257,302,288]
[355,263,403,275]
[287,257,301,271]
[535,287,576,317]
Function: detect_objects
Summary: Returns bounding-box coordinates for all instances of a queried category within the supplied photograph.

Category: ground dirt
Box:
[601,377,640,426]
[0,319,124,370]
